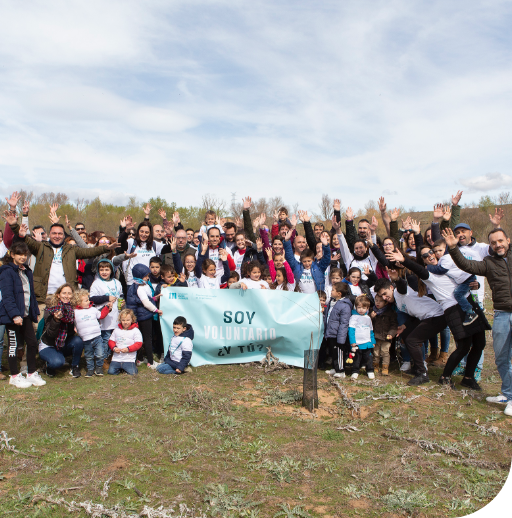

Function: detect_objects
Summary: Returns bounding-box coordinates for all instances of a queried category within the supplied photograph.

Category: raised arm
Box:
[443,228,488,276]
[379,197,391,237]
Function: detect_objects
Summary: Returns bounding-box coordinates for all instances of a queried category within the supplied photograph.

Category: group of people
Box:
[0,190,511,417]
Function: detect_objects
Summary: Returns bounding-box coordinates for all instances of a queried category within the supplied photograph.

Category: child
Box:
[89,258,124,368]
[156,316,194,375]
[199,210,223,236]
[348,295,376,380]
[125,264,162,369]
[262,268,273,286]
[284,232,331,293]
[370,294,398,375]
[160,264,188,288]
[317,290,327,311]
[195,239,230,289]
[73,289,112,377]
[324,282,353,378]
[270,267,296,291]
[227,271,240,288]
[107,309,143,375]
[232,231,266,275]
[324,267,343,300]
[266,247,295,289]
[229,261,269,289]
[149,256,162,285]
[170,237,199,288]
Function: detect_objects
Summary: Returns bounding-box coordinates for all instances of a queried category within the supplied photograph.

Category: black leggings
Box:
[328,338,345,372]
[152,319,164,357]
[6,318,38,376]
[443,330,486,379]
[138,319,154,365]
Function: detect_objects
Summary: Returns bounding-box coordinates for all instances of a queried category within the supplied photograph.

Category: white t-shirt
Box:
[233,250,246,275]
[137,284,158,312]
[198,275,222,289]
[394,286,444,320]
[122,238,165,285]
[349,284,362,297]
[48,246,66,295]
[276,281,296,292]
[195,246,233,279]
[349,313,373,345]
[184,270,199,288]
[0,241,7,259]
[89,277,123,330]
[458,242,490,305]
[241,278,270,290]
[168,334,193,364]
[74,306,104,341]
[422,273,459,311]
[299,269,315,293]
[110,326,143,363]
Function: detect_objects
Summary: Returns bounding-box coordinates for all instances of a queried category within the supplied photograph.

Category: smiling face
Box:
[186,230,194,242]
[490,230,510,256]
[272,239,283,255]
[455,228,472,246]
[348,270,361,285]
[98,236,111,246]
[274,254,284,269]
[153,225,164,240]
[378,286,395,303]
[184,255,196,272]
[206,264,217,278]
[250,267,261,281]
[138,225,151,242]
[420,247,437,265]
[382,238,395,254]
[98,264,112,280]
[276,270,284,284]
[58,286,73,304]
[236,234,246,249]
[354,242,366,257]
[12,251,28,267]
[208,229,221,248]
[358,222,369,239]
[331,234,339,248]
[407,233,416,250]
[49,226,65,247]
[225,227,236,242]
[78,294,90,309]
[294,236,307,254]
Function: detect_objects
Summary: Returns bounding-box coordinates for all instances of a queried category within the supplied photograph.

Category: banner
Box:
[160,287,324,368]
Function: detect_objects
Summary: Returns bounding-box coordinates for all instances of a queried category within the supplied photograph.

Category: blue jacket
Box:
[283,240,331,291]
[0,263,39,324]
[126,281,156,322]
[323,297,353,344]
[163,324,194,372]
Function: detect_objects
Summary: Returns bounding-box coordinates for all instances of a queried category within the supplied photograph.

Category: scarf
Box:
[372,305,387,317]
[46,302,74,349]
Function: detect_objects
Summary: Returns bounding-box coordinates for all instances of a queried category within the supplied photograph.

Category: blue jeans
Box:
[100,330,114,361]
[108,361,138,375]
[39,336,84,369]
[156,363,179,375]
[401,343,426,362]
[0,324,4,368]
[453,275,477,314]
[491,311,512,401]
[83,335,104,371]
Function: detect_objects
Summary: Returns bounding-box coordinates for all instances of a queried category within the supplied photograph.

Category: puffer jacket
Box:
[371,305,398,341]
[449,245,512,312]
[323,297,353,344]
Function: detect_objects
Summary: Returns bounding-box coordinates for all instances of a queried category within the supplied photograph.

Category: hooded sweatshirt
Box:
[164,324,194,372]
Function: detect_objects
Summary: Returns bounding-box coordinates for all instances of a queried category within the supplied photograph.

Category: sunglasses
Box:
[76,227,85,231]
[101,240,111,244]
[421,250,434,259]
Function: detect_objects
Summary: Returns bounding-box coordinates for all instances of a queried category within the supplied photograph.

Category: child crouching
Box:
[157,316,194,375]
[107,309,143,375]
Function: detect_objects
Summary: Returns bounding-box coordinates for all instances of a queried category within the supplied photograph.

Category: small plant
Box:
[263,389,302,406]
[322,429,344,441]
[273,503,312,518]
[215,415,241,430]
[201,483,261,517]
[382,488,435,514]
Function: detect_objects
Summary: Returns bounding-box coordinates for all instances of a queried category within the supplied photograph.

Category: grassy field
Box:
[0,330,511,518]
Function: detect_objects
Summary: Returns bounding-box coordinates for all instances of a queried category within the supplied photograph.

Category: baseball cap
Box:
[453,223,471,231]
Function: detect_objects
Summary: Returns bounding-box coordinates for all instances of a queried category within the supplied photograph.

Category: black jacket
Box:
[0,263,39,324]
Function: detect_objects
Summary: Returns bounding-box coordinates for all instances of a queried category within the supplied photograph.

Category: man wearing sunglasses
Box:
[75,222,86,234]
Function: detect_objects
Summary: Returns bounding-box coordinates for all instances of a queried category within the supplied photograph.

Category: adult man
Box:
[223,222,237,252]
[153,224,166,243]
[313,223,324,241]
[75,222,86,234]
[293,235,308,262]
[185,228,195,243]
[6,215,118,313]
[196,227,235,279]
[444,227,512,417]
[174,229,197,262]
[32,226,47,242]
[375,272,447,386]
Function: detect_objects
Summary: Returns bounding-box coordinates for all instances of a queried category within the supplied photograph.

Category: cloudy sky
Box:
[1,0,511,213]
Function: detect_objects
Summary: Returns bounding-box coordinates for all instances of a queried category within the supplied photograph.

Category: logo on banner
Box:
[169,292,188,300]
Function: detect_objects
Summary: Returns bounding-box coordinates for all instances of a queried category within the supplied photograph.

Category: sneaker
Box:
[85,370,94,378]
[136,360,142,366]
[486,394,508,405]
[368,372,375,380]
[70,367,81,378]
[400,361,411,372]
[504,401,512,417]
[474,367,482,382]
[325,369,336,375]
[95,367,104,377]
[26,371,46,387]
[9,373,32,388]
[351,373,359,380]
[333,372,346,379]
[46,366,56,378]
[460,377,481,391]
[147,362,159,370]
[438,376,455,389]
[141,357,148,364]
[408,374,430,386]
[424,361,429,372]
[463,312,479,326]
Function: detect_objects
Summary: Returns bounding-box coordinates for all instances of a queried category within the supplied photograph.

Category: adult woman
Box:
[271,236,284,257]
[39,284,84,378]
[0,237,45,388]
[386,249,489,390]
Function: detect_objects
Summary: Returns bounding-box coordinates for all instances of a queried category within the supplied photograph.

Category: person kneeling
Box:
[157,316,194,375]
[107,309,142,375]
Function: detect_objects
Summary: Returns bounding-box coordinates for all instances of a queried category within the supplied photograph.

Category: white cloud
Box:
[460,172,512,192]
[0,0,512,213]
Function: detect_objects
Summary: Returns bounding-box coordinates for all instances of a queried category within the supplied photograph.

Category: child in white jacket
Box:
[107,309,143,375]
[73,289,112,378]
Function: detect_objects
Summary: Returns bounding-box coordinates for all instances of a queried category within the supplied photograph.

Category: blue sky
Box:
[1,0,512,214]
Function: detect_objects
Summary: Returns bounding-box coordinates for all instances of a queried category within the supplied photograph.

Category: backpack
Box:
[36,317,46,341]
